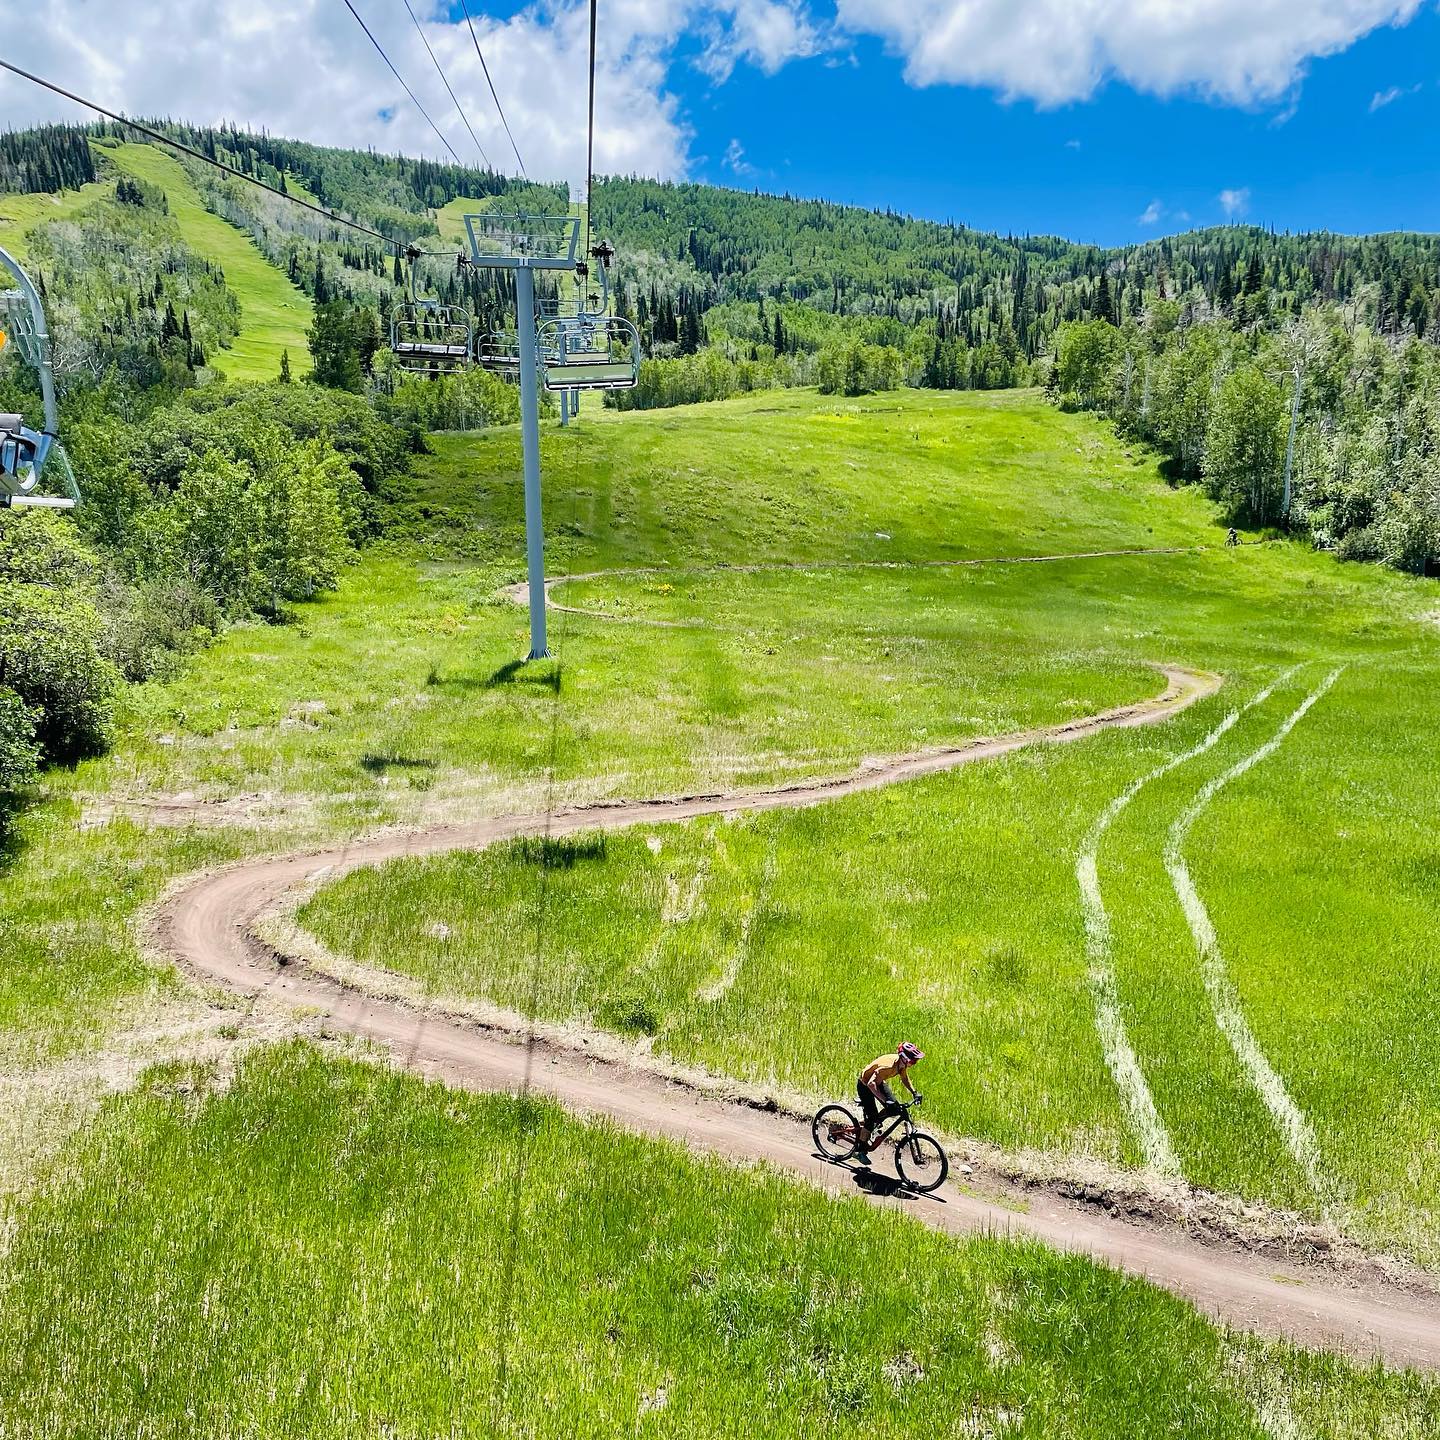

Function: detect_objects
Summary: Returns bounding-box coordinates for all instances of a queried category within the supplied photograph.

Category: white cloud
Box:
[724,137,756,176]
[698,0,821,81]
[1138,199,1163,225]
[1218,186,1252,217]
[1369,81,1422,110]
[0,0,819,187]
[832,0,1424,107]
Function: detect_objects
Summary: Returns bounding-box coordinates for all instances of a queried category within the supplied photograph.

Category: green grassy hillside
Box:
[3,390,1438,1432]
[2,1044,1430,1438]
[0,181,112,263]
[102,142,312,381]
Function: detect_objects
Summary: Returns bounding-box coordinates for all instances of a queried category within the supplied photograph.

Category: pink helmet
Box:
[897,1042,924,1064]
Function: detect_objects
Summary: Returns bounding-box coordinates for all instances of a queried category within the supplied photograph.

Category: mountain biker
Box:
[854,1043,923,1163]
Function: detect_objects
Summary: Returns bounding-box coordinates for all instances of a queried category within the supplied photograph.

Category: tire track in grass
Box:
[1077,666,1301,1178]
[696,829,778,1004]
[1165,667,1345,1209]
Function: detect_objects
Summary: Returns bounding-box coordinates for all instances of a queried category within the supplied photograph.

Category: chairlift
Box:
[476,328,525,372]
[0,245,78,510]
[390,245,474,375]
[538,314,641,392]
[536,242,640,391]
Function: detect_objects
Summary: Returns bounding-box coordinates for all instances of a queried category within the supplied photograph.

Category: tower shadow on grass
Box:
[359,754,440,776]
[511,834,607,869]
[427,660,563,695]
[0,793,36,877]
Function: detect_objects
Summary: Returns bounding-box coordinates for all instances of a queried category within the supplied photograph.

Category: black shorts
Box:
[857,1078,898,1127]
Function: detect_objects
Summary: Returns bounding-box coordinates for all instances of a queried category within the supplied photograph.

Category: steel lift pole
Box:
[514,261,548,659]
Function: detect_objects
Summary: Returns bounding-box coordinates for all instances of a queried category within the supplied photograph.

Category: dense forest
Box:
[2,119,1438,815]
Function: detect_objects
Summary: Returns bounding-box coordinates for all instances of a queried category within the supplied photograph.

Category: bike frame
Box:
[853,1100,919,1149]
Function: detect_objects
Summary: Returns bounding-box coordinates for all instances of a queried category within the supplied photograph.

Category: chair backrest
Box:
[538,316,641,392]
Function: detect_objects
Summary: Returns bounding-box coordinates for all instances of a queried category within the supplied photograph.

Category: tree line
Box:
[1053,302,1440,574]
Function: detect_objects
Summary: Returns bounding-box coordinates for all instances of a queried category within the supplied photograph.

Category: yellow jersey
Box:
[861,1053,903,1085]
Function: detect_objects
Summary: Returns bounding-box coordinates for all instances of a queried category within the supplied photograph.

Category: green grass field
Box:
[4,388,1440,1430]
[0,1043,1431,1439]
[302,546,1440,1256]
[103,142,312,381]
[5,392,1215,1059]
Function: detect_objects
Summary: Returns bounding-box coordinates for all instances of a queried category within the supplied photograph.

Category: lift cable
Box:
[340,0,465,169]
[492,403,578,1417]
[398,0,492,170]
[457,0,527,178]
[494,11,598,1399]
[584,0,598,261]
[0,57,472,259]
[0,58,399,246]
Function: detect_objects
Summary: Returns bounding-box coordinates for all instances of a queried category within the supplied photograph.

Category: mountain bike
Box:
[811,1095,949,1194]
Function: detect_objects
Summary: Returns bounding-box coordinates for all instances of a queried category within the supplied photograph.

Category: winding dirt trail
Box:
[150,663,1440,1372]
[503,543,1215,626]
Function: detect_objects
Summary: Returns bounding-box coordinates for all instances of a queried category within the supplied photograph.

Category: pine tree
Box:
[1095,272,1115,325]
[279,349,293,383]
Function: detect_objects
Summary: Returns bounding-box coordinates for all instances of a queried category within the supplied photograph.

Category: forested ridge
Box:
[1,119,1437,820]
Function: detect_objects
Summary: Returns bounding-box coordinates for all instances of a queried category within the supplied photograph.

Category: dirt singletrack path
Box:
[502,543,1215,626]
[151,663,1440,1372]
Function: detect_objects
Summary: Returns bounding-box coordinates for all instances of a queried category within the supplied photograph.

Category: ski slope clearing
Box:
[104,141,312,380]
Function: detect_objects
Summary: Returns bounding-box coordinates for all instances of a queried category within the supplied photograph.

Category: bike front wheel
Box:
[813,1104,862,1162]
[896,1131,949,1193]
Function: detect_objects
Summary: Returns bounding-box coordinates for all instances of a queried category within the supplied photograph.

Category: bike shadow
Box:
[815,1155,947,1205]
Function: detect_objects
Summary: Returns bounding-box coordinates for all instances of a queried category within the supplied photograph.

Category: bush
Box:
[0,510,119,763]
[816,338,903,396]
[97,572,220,684]
[379,366,520,431]
[0,688,40,795]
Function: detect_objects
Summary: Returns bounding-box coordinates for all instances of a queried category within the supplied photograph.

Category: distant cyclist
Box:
[1226,527,1239,547]
[854,1043,924,1162]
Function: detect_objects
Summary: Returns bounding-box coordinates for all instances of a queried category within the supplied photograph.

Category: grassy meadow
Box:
[303,558,1440,1256]
[2,392,1215,1054]
[0,181,113,263]
[0,1044,1431,1439]
[4,388,1440,1430]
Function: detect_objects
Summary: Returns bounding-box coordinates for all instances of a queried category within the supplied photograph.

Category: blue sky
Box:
[4,0,1438,247]
[671,4,1440,245]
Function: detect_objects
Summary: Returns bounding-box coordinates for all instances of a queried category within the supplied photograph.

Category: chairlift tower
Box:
[0,244,79,510]
[465,214,641,660]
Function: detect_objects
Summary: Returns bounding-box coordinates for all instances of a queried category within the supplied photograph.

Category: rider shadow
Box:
[817,1157,947,1206]
[850,1168,911,1200]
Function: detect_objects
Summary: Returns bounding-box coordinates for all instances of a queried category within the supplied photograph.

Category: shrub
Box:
[0,511,118,763]
[0,688,40,795]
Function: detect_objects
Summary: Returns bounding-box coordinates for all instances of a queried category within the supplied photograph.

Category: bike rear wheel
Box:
[896,1131,949,1193]
[813,1104,862,1162]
